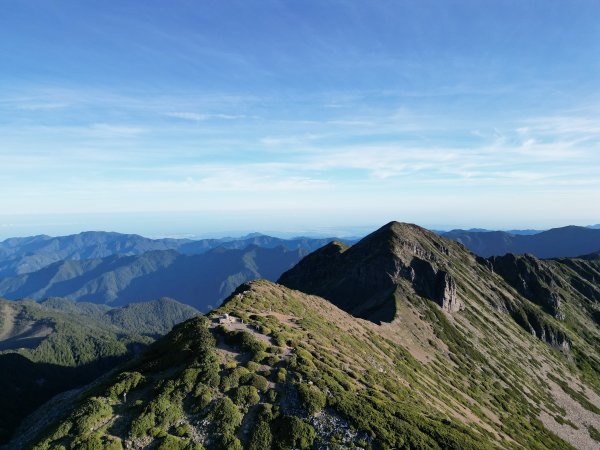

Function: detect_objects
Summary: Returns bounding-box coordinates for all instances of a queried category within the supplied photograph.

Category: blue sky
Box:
[1,0,600,238]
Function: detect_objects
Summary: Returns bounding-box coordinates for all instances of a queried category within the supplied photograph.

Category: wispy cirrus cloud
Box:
[17,102,69,111]
[166,111,248,122]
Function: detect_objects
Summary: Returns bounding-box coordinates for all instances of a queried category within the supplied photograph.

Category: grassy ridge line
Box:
[25,281,583,450]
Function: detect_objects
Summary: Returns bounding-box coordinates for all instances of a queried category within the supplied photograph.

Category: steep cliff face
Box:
[404,258,461,313]
[436,270,460,312]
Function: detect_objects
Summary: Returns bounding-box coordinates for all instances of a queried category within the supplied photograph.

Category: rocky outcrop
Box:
[508,302,571,351]
[436,271,461,312]
[489,254,565,320]
[407,259,462,312]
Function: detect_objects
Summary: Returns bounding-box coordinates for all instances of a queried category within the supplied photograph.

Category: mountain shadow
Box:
[0,352,132,444]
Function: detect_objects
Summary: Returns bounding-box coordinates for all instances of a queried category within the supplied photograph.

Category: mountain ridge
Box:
[0,231,352,279]
[443,225,600,258]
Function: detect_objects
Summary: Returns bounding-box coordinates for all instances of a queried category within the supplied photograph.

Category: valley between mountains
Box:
[1,222,599,449]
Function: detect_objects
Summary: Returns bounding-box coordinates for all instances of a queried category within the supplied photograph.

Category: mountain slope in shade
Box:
[0,246,307,311]
[15,222,600,450]
[443,225,600,258]
[0,231,348,278]
[0,297,199,444]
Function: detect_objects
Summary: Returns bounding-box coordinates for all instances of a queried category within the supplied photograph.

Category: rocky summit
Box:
[6,222,600,450]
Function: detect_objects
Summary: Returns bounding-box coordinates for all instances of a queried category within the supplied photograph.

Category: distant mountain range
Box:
[445,228,544,235]
[442,225,600,258]
[0,231,348,278]
[0,245,308,311]
[2,227,600,313]
[440,224,600,235]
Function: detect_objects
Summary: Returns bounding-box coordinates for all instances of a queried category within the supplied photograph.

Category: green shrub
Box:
[224,360,237,369]
[72,397,113,435]
[221,329,267,356]
[242,373,269,392]
[272,416,316,450]
[232,385,260,408]
[266,389,278,403]
[173,423,191,437]
[264,355,280,366]
[193,385,213,410]
[246,361,260,372]
[70,433,123,450]
[157,434,188,450]
[297,383,326,415]
[44,420,72,444]
[273,334,287,347]
[275,368,287,383]
[247,420,273,450]
[221,367,250,392]
[208,397,242,435]
[131,411,155,437]
[179,368,200,392]
[106,372,145,400]
[147,388,184,430]
[251,351,269,363]
[215,432,242,450]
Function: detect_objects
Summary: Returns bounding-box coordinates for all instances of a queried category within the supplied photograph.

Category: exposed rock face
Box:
[483,252,600,350]
[407,259,462,312]
[489,254,565,320]
[508,302,571,351]
[436,271,460,312]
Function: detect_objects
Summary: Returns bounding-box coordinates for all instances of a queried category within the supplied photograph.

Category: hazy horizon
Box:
[1,211,598,241]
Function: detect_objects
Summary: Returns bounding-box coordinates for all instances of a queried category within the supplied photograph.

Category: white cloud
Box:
[166,112,209,121]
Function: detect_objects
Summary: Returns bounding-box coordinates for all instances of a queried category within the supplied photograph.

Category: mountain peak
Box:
[279,221,465,323]
[371,220,431,239]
